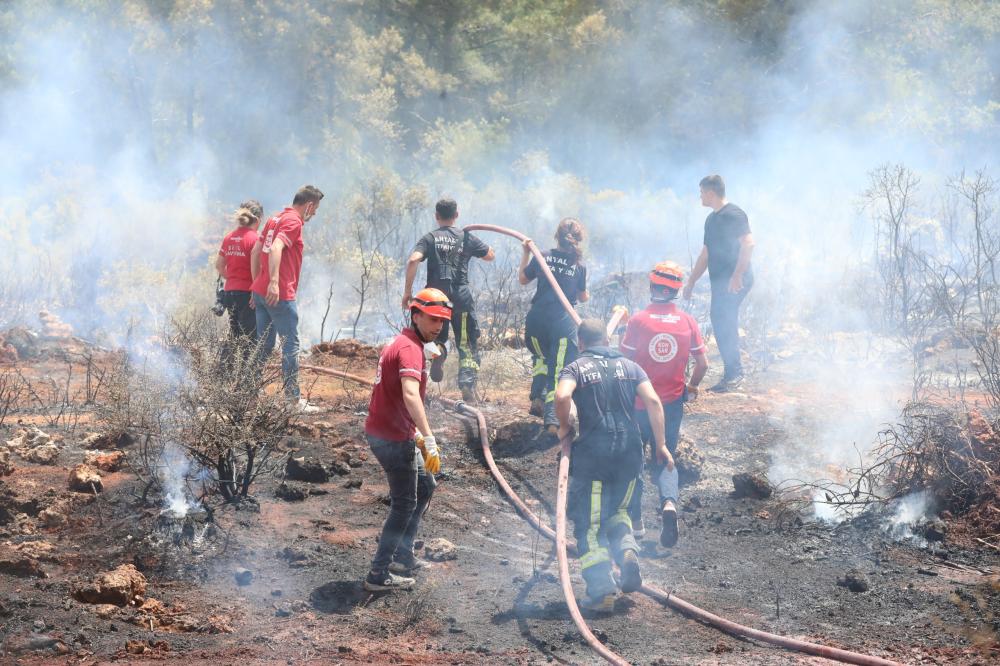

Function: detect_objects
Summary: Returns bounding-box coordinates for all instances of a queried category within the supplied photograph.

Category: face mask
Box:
[423,342,442,362]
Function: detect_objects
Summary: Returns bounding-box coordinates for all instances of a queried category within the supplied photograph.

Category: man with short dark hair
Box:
[683,175,754,392]
[402,198,495,402]
[555,319,667,611]
[250,185,324,411]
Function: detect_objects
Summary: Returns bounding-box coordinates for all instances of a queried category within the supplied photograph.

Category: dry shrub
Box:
[96,314,295,504]
[794,402,1000,537]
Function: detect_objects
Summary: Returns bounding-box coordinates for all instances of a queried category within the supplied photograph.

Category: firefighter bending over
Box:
[518,218,589,433]
[622,261,708,547]
[363,288,452,592]
[555,319,668,611]
[402,198,494,402]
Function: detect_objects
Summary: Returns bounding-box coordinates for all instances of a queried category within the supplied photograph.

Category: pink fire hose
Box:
[299,223,904,666]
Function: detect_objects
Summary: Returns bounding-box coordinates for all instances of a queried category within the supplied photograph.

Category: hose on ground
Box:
[300,362,902,666]
[298,223,903,666]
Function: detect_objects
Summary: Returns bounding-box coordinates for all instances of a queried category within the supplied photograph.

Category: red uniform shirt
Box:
[250,208,305,301]
[365,328,428,442]
[620,301,705,404]
[218,226,258,291]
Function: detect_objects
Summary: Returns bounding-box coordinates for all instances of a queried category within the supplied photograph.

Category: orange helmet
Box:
[650,261,684,289]
[410,288,453,320]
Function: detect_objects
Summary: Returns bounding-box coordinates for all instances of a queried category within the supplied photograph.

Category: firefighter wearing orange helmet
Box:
[363,287,452,592]
[619,261,708,548]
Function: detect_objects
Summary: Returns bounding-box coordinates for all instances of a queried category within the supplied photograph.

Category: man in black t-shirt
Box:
[402,198,494,401]
[682,175,755,392]
[555,320,667,611]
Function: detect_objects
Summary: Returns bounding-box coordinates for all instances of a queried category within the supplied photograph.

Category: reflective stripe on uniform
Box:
[545,336,570,404]
[458,312,480,371]
[580,480,610,570]
[531,336,548,377]
[606,478,636,533]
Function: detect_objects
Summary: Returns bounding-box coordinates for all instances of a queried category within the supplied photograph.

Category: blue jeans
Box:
[368,435,436,573]
[628,392,685,522]
[253,294,300,400]
[710,274,753,379]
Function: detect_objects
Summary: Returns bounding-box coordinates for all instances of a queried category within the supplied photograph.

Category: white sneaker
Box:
[295,399,322,414]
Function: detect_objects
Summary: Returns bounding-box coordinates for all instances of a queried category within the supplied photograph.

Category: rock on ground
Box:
[23,443,60,465]
[424,537,457,561]
[0,447,13,476]
[38,506,66,527]
[731,472,773,499]
[84,450,126,472]
[285,456,330,483]
[68,464,103,493]
[9,427,50,447]
[72,564,147,606]
[676,438,704,486]
[0,555,47,578]
[80,432,116,449]
[234,568,254,586]
[275,483,309,502]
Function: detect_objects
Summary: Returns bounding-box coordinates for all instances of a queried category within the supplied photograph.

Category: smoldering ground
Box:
[0,1,997,516]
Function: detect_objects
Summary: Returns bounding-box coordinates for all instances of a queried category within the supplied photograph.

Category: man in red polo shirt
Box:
[250,185,323,410]
[363,288,451,592]
[621,261,708,548]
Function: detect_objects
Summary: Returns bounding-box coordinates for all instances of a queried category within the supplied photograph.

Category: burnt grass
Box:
[2,373,1000,664]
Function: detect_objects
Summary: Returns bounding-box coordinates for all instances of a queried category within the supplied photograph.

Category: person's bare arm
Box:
[636,380,672,469]
[518,240,533,285]
[401,376,433,437]
[482,247,495,262]
[578,290,590,303]
[687,353,708,400]
[250,240,263,280]
[554,377,577,440]
[402,250,424,310]
[729,233,755,293]
[683,246,709,300]
[215,255,227,278]
[265,238,284,306]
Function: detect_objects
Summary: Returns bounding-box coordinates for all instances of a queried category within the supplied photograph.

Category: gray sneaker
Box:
[363,570,415,592]
[389,555,429,575]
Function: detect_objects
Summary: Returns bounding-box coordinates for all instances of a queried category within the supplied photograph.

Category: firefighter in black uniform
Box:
[518,218,589,433]
[555,319,667,611]
[403,198,494,402]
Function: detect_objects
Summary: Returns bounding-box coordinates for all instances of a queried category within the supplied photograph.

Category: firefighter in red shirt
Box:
[363,288,451,592]
[250,185,323,411]
[215,200,262,369]
[620,261,708,547]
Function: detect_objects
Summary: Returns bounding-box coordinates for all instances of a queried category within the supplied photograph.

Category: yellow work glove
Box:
[415,433,441,475]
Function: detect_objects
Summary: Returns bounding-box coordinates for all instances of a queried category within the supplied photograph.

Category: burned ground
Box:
[1,340,999,665]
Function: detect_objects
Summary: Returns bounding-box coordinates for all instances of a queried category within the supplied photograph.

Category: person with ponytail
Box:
[518,217,589,434]
[215,199,263,368]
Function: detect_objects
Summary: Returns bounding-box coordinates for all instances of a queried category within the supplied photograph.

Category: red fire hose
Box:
[299,223,904,665]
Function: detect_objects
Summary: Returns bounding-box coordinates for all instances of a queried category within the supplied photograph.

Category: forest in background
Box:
[0,0,998,348]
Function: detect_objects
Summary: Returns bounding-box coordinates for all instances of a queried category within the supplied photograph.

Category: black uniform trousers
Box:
[524,306,578,426]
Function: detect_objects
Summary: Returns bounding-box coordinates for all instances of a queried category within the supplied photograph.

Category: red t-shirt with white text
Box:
[365,328,428,442]
[621,302,705,404]
[218,226,258,291]
[250,208,304,301]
